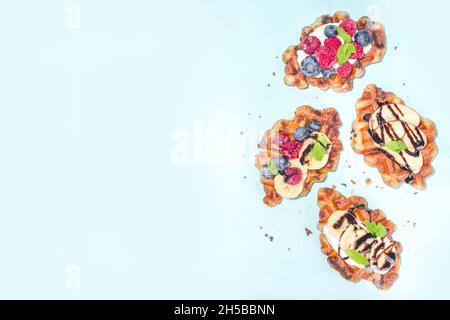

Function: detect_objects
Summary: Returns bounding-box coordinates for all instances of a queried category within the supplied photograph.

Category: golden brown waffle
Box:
[283,11,386,92]
[317,188,401,290]
[351,84,437,188]
[255,106,342,207]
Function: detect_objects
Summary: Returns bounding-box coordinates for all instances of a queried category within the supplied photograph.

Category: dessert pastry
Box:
[317,188,401,290]
[255,106,342,207]
[283,11,386,92]
[351,84,438,188]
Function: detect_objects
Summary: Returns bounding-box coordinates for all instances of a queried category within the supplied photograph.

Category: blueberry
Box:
[300,56,322,77]
[322,68,336,78]
[261,165,275,179]
[274,156,290,172]
[307,119,322,132]
[293,126,311,142]
[354,30,373,47]
[324,25,338,38]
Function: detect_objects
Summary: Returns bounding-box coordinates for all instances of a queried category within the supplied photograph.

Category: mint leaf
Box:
[317,135,330,148]
[308,135,330,161]
[386,140,407,152]
[364,221,387,238]
[267,160,278,175]
[309,142,326,161]
[345,249,369,266]
[336,26,351,43]
[337,43,356,65]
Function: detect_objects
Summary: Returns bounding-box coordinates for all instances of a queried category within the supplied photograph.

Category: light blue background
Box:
[0,0,449,299]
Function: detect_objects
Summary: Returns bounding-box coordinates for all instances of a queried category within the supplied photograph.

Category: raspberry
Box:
[302,36,321,54]
[324,37,342,53]
[340,19,357,36]
[284,167,302,185]
[282,140,303,159]
[337,62,353,77]
[350,41,364,59]
[315,46,337,69]
[274,132,291,150]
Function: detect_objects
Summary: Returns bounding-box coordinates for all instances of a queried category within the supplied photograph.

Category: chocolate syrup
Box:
[299,144,313,165]
[330,205,396,271]
[367,103,427,183]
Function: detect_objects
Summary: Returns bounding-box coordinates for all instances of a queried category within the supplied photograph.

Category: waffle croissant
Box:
[283,11,386,92]
[351,84,438,188]
[317,188,401,290]
[255,106,342,207]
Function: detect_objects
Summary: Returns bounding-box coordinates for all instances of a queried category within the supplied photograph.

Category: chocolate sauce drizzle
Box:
[366,103,425,183]
[331,204,396,272]
[299,133,330,165]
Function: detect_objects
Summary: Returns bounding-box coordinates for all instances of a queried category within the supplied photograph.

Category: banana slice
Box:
[274,159,307,199]
[380,145,423,174]
[370,103,420,131]
[339,226,365,252]
[298,133,332,170]
[326,211,350,239]
[372,120,427,148]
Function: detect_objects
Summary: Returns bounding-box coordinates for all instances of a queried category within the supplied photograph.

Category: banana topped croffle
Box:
[283,11,386,92]
[351,84,437,188]
[255,106,342,207]
[317,188,401,290]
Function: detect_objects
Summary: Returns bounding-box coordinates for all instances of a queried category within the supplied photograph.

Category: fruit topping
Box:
[274,156,290,172]
[300,56,322,77]
[293,126,311,142]
[284,167,302,185]
[261,164,275,179]
[324,37,342,53]
[302,36,321,54]
[309,135,331,161]
[339,19,357,36]
[350,41,364,59]
[282,140,303,159]
[307,119,322,132]
[274,132,291,150]
[354,30,373,47]
[324,24,338,38]
[322,68,336,78]
[337,62,352,77]
[336,42,356,65]
[315,46,337,70]
[273,159,306,199]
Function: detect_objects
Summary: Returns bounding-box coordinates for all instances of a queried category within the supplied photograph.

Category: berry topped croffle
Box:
[255,106,342,207]
[317,188,401,290]
[351,84,438,189]
[283,11,386,92]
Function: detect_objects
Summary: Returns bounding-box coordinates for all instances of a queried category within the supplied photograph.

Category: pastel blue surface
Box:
[0,0,449,299]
